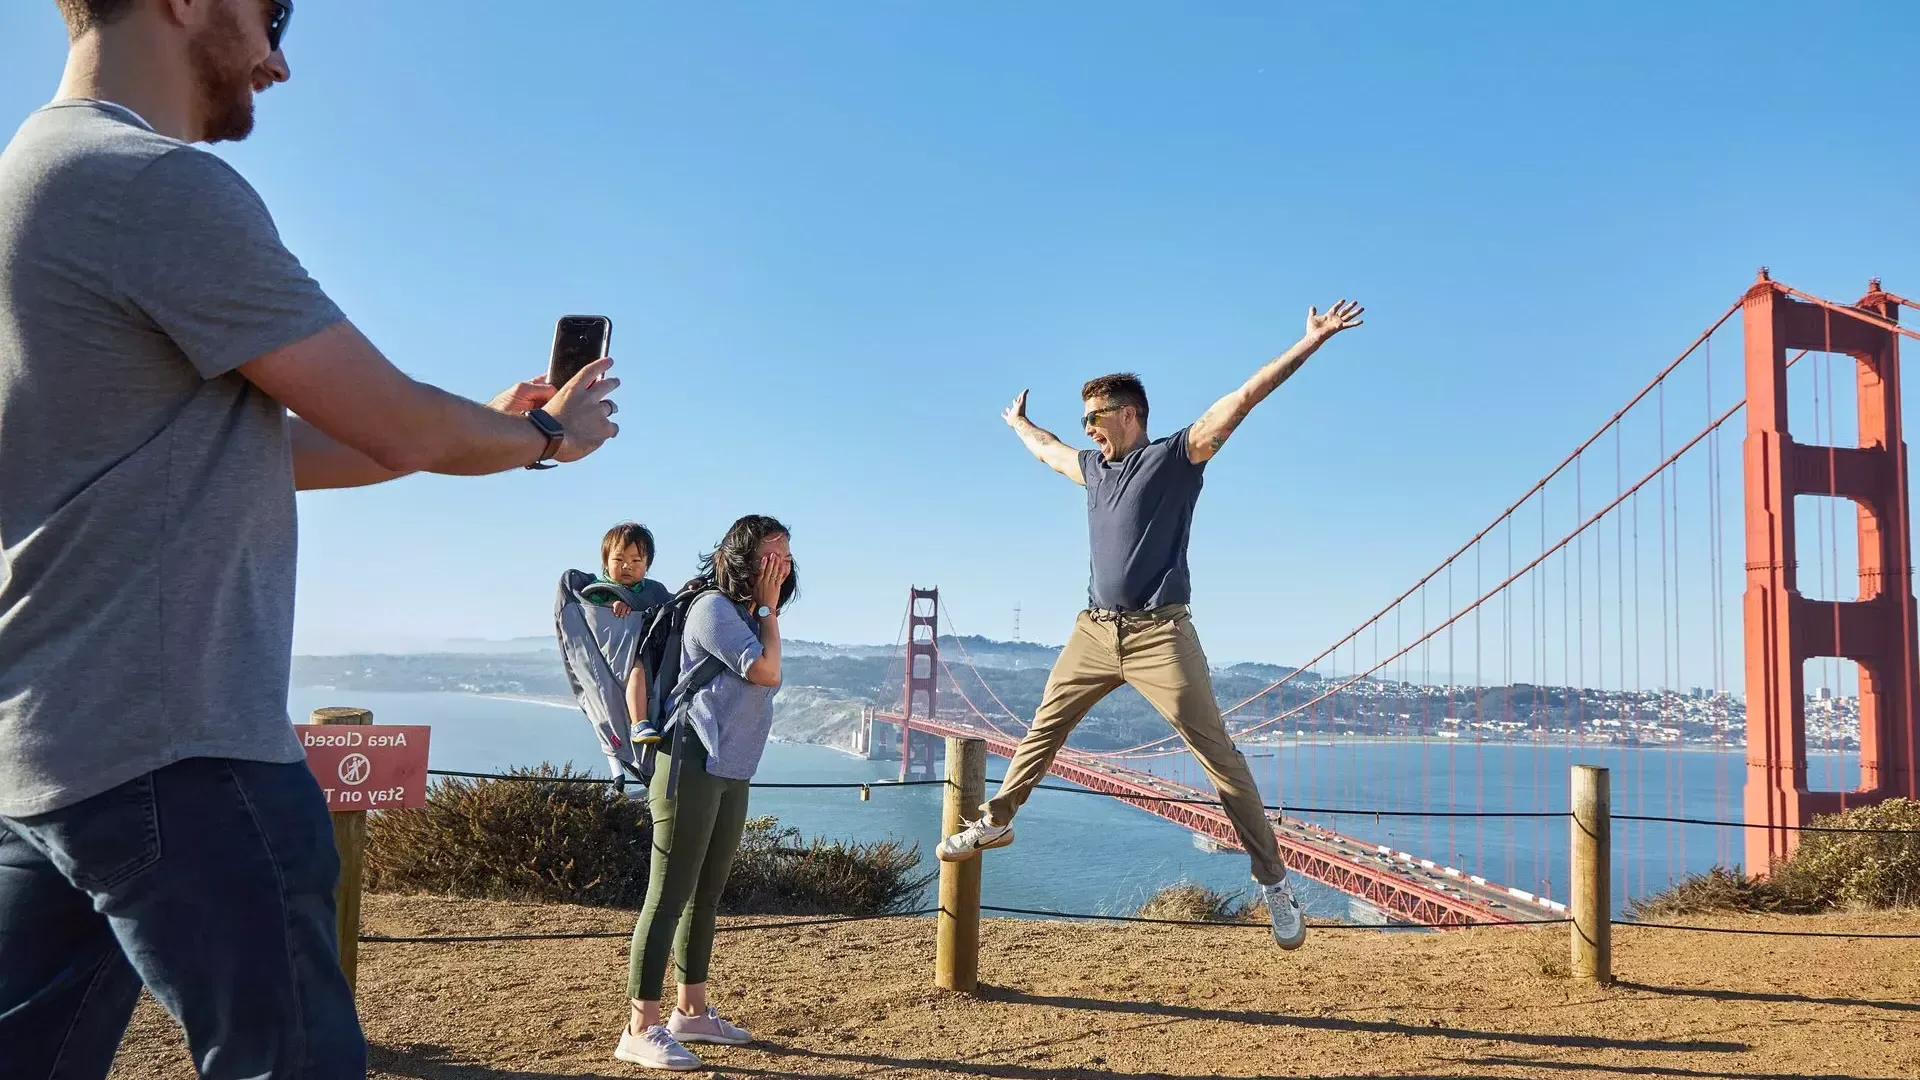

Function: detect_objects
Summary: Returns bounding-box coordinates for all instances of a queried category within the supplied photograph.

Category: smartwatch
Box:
[524,409,564,470]
[755,605,774,619]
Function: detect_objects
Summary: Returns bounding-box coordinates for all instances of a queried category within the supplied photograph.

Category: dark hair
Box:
[697,515,798,611]
[1081,372,1149,424]
[54,0,138,37]
[600,522,656,569]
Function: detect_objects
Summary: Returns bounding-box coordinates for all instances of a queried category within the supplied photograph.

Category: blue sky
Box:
[3,3,1915,665]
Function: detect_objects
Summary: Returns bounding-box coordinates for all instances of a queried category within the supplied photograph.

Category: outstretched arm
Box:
[289,375,561,490]
[1187,299,1364,464]
[246,321,620,485]
[1003,390,1086,486]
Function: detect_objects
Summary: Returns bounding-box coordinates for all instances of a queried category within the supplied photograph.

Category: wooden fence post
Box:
[314,706,372,991]
[936,737,985,993]
[1570,764,1612,985]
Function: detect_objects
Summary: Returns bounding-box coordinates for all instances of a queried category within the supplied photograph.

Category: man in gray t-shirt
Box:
[1,5,621,1075]
[937,300,1365,954]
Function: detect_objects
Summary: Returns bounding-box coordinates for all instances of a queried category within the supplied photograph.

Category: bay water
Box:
[291,689,1860,921]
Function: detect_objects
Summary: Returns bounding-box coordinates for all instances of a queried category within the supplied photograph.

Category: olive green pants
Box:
[982,605,1288,886]
[627,742,750,1000]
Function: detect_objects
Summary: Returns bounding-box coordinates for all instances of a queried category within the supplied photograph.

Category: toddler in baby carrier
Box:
[554,572,726,794]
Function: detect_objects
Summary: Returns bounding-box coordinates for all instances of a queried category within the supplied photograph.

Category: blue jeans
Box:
[0,757,366,1079]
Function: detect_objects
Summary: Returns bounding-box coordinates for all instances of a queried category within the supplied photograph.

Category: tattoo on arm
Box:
[1022,423,1068,451]
[1204,401,1253,452]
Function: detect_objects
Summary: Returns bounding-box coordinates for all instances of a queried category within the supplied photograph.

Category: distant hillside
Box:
[296,632,1760,754]
[786,635,1059,671]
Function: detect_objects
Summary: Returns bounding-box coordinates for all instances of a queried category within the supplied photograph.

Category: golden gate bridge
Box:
[857,275,1918,929]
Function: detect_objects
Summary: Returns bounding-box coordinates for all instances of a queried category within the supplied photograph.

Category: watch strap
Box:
[524,409,564,470]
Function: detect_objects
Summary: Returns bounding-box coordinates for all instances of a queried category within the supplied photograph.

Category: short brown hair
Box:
[1081,373,1149,424]
[600,522,656,568]
[55,0,140,37]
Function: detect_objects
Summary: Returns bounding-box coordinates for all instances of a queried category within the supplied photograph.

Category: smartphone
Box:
[548,315,612,389]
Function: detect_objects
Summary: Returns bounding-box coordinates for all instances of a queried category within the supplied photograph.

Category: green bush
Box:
[364,766,933,916]
[1630,797,1920,917]
[1134,882,1263,923]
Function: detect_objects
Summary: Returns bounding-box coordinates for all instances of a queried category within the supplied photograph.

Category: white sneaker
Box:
[936,818,1013,862]
[1263,878,1308,950]
[668,1006,752,1046]
[615,1024,702,1071]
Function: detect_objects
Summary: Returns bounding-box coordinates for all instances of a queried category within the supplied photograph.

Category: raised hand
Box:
[755,552,792,612]
[543,357,620,463]
[1306,299,1365,341]
[1003,389,1030,429]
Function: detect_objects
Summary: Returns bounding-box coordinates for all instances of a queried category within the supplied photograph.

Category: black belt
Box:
[1087,603,1189,623]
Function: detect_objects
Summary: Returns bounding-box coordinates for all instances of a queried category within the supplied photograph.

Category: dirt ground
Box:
[109,894,1918,1079]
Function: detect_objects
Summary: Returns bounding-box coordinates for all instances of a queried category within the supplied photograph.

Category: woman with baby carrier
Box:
[616,514,796,1071]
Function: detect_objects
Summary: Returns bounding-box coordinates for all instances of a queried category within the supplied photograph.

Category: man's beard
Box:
[188,5,257,143]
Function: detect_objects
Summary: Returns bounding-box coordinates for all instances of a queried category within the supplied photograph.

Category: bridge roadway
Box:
[873,711,1566,928]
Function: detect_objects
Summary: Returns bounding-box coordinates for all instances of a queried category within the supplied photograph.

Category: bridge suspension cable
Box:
[936,604,1031,732]
[876,279,1906,916]
[1075,296,1753,760]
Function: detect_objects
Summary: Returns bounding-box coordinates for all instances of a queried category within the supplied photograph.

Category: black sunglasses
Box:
[1081,403,1127,428]
[267,0,293,51]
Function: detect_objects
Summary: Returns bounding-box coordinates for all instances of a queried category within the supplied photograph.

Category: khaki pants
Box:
[982,605,1288,886]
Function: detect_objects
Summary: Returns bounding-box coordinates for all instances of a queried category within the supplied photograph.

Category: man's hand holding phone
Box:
[484,358,619,464]
[543,358,620,463]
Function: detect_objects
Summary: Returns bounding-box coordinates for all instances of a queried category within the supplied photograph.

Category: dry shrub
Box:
[364,766,933,916]
[723,816,933,916]
[365,765,652,907]
[1769,797,1920,911]
[1630,797,1920,917]
[1627,865,1797,918]
[1135,882,1262,923]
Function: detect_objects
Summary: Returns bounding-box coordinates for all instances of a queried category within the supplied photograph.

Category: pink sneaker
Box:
[667,1007,752,1046]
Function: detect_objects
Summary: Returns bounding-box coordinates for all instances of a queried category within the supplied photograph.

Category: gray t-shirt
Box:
[1080,426,1206,613]
[678,592,777,781]
[0,101,344,816]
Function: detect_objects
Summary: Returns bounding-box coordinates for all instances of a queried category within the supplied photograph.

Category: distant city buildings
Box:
[1246,669,1861,750]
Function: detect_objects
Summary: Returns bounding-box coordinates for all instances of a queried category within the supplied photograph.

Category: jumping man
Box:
[937,299,1365,950]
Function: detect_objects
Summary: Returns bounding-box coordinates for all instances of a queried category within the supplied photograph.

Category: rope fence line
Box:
[359,905,1920,943]
[359,908,942,945]
[356,906,1573,944]
[423,768,945,790]
[1021,781,1573,819]
[756,780,949,789]
[1616,920,1920,941]
[979,904,1571,931]
[1612,812,1920,836]
[419,768,1920,834]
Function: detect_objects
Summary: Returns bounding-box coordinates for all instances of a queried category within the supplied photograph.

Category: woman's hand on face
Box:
[755,552,791,612]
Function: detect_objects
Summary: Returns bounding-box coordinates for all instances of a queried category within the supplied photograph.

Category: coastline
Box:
[477,692,576,711]
[767,733,867,760]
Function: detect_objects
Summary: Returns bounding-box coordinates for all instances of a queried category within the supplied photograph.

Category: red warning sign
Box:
[300,724,432,812]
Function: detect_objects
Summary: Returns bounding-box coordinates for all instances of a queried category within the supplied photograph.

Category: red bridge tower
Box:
[1742,273,1918,873]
